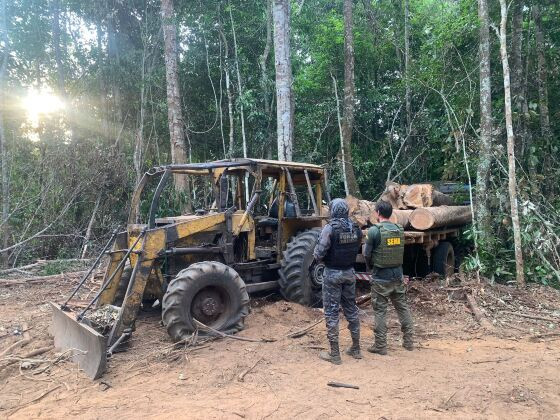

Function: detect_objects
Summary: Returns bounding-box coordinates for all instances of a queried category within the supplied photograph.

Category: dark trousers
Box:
[371,280,413,349]
[322,267,360,342]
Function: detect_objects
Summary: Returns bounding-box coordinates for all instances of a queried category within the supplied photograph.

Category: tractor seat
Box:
[256,217,278,228]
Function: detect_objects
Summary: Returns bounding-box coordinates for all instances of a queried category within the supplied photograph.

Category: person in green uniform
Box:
[363,201,413,354]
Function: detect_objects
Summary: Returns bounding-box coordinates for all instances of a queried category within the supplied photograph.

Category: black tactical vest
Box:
[323,220,362,270]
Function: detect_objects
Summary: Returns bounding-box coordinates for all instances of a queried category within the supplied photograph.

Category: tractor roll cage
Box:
[128,159,329,228]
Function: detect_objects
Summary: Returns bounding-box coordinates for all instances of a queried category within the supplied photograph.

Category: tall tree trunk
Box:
[404,0,411,131]
[161,0,190,199]
[218,32,226,158]
[96,20,109,142]
[260,0,274,157]
[81,192,101,259]
[511,0,532,164]
[218,12,234,159]
[533,4,553,161]
[107,12,122,132]
[51,0,65,96]
[341,0,361,197]
[475,0,493,255]
[273,0,294,161]
[498,0,525,288]
[332,74,348,196]
[134,45,147,185]
[229,4,249,202]
[229,4,247,162]
[0,0,9,265]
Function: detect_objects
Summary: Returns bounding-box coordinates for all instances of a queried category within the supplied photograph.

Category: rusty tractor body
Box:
[52,159,330,378]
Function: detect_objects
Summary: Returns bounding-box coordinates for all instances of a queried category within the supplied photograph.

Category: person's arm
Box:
[313,224,332,261]
[363,226,380,271]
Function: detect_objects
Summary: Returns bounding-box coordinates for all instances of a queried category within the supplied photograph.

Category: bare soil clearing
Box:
[1,272,560,419]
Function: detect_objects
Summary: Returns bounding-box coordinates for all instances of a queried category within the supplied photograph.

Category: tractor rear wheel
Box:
[161,261,249,341]
[432,241,455,278]
[279,229,323,307]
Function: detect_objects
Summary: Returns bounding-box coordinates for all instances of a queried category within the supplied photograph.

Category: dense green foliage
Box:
[0,0,558,285]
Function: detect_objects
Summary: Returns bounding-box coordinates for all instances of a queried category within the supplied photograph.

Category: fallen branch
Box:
[465,293,493,329]
[0,262,41,274]
[303,345,326,350]
[287,319,323,338]
[500,311,559,324]
[0,271,87,287]
[0,346,53,371]
[0,338,32,358]
[237,357,263,382]
[8,385,62,416]
[327,381,359,390]
[471,356,513,364]
[529,332,560,341]
[193,320,275,343]
[356,293,372,306]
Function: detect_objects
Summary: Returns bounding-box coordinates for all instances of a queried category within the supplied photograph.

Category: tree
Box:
[404,0,411,132]
[533,4,553,157]
[51,0,65,96]
[229,3,248,164]
[259,0,274,158]
[0,0,9,261]
[160,0,189,194]
[273,0,293,161]
[475,0,493,259]
[218,6,235,159]
[340,0,360,197]
[497,0,525,287]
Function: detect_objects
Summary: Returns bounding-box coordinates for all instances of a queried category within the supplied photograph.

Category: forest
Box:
[0,0,558,287]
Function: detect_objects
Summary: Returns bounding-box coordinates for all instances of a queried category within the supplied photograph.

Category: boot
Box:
[345,332,362,359]
[367,345,387,355]
[319,340,342,365]
[403,337,414,351]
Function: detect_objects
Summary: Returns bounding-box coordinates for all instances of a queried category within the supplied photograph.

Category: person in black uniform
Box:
[313,198,363,364]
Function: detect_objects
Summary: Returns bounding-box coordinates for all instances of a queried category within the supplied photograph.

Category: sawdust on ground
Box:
[1,273,560,419]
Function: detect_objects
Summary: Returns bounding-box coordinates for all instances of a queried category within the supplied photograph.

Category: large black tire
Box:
[279,229,323,307]
[432,241,455,278]
[161,261,249,341]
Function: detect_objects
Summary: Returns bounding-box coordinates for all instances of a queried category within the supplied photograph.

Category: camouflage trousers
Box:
[322,268,360,342]
[371,280,413,349]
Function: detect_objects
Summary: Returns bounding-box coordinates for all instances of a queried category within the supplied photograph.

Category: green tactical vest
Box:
[371,222,405,268]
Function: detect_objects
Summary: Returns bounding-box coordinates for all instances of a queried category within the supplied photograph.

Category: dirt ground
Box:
[1,272,560,419]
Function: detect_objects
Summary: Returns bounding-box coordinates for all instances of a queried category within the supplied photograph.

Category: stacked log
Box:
[409,206,472,230]
[346,195,378,227]
[402,184,453,208]
[319,186,470,231]
[380,182,407,209]
[380,182,453,209]
[390,209,414,229]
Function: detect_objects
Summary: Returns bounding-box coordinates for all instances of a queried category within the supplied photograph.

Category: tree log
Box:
[409,206,472,230]
[390,209,413,229]
[380,182,407,209]
[345,195,378,227]
[402,184,453,208]
[432,190,453,206]
[402,184,434,208]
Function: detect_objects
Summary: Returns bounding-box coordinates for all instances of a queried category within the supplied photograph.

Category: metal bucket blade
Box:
[50,302,107,379]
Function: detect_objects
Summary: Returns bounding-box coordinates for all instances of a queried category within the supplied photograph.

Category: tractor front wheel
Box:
[279,229,323,307]
[161,261,249,341]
